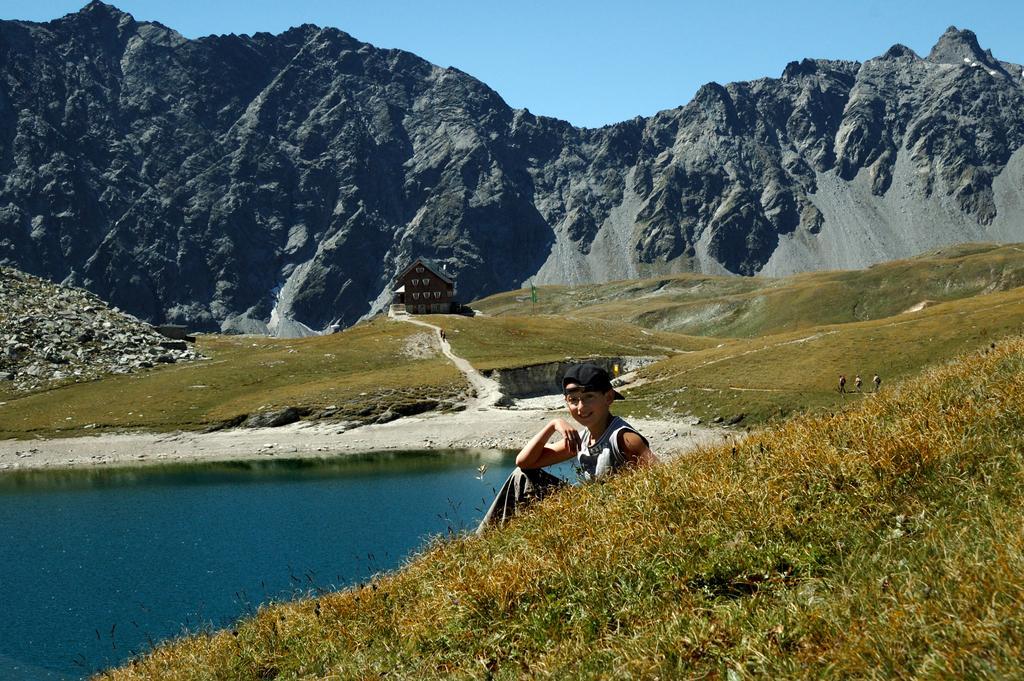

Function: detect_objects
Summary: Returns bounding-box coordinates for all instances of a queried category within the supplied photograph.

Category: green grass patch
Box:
[6,259,1024,437]
[6,243,1024,439]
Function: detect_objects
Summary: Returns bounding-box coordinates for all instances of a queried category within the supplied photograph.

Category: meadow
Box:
[4,243,1024,439]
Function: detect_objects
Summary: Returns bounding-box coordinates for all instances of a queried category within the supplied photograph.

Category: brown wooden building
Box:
[391,258,457,315]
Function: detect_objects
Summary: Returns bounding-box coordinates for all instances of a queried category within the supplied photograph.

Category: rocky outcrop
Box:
[488,356,661,399]
[242,406,307,429]
[1,7,1023,335]
[0,265,204,392]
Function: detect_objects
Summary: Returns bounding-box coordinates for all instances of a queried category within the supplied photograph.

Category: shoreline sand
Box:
[0,397,724,473]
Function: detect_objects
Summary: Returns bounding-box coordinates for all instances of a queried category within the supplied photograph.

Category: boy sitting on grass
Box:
[477,362,654,533]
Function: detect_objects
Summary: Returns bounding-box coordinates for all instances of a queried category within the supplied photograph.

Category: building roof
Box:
[395,257,454,285]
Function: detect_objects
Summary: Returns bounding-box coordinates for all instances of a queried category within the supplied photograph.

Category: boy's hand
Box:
[552,418,580,456]
[516,418,582,469]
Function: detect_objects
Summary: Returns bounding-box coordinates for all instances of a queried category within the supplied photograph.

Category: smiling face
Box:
[563,384,614,429]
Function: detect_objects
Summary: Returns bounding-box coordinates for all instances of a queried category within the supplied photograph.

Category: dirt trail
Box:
[396,315,504,409]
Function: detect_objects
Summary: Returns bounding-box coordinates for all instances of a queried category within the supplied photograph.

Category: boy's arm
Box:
[619,431,656,467]
[515,418,580,469]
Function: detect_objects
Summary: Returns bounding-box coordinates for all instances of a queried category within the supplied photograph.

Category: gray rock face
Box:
[242,406,305,429]
[489,356,661,399]
[1,8,1023,335]
[0,265,205,392]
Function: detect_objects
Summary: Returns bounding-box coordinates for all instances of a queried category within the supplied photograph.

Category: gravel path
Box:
[397,315,504,409]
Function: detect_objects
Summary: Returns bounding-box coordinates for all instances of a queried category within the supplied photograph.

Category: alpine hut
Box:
[391,258,457,315]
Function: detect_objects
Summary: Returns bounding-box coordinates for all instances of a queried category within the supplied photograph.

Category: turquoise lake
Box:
[0,451,577,679]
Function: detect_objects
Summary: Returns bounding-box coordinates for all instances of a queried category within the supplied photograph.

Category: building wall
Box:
[398,263,455,314]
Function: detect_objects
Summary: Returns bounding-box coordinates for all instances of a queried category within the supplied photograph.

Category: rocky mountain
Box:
[1,3,1023,335]
[0,266,204,393]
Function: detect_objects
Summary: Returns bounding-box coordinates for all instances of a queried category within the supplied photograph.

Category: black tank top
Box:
[576,416,646,480]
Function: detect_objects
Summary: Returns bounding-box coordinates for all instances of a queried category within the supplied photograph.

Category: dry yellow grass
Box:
[99,333,1024,679]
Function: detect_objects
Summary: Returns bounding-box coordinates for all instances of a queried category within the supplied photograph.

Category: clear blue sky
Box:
[4,1,1023,128]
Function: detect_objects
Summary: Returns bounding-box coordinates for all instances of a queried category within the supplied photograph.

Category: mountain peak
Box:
[78,1,130,20]
[65,1,136,35]
[1,11,1023,332]
[782,58,819,79]
[879,43,919,61]
[927,26,988,65]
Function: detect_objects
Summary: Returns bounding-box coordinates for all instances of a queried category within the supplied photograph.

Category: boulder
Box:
[242,407,305,428]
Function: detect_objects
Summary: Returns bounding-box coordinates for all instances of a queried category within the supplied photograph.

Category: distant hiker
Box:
[439,329,446,342]
[838,374,847,394]
[873,374,881,392]
[477,363,654,533]
[855,375,863,392]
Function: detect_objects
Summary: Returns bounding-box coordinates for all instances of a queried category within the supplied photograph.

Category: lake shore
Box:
[0,395,725,472]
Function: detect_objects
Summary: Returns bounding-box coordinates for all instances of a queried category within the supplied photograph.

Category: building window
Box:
[434,291,441,299]
[416,267,424,273]
[423,277,430,285]
[412,278,419,286]
[412,292,420,300]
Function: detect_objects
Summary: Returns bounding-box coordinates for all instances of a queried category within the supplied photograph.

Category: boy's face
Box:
[564,384,614,427]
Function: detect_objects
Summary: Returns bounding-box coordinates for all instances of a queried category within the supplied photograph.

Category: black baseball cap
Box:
[562,362,624,400]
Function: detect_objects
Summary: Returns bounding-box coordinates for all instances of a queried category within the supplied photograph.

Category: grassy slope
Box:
[100,334,1024,679]
[5,246,1024,438]
[473,243,1024,338]
[0,319,465,439]
[437,314,719,371]
[622,285,1024,425]
[18,281,1016,438]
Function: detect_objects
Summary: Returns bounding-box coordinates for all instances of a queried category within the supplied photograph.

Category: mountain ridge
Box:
[1,6,1023,334]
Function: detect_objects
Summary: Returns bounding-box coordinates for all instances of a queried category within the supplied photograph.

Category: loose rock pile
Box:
[0,267,205,393]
